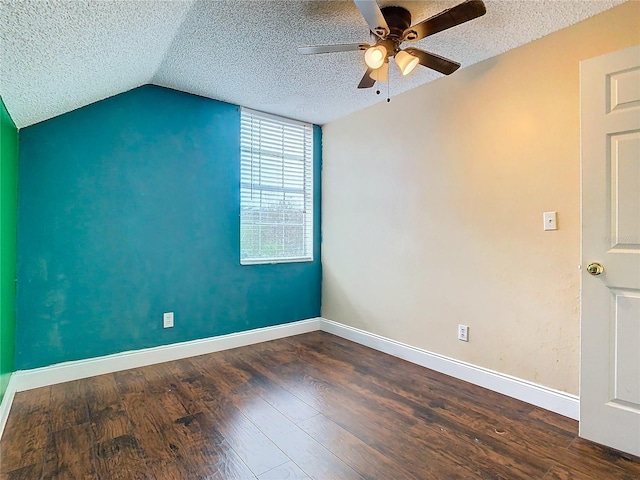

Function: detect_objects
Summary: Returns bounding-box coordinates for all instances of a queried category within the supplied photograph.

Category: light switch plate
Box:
[543,211,557,231]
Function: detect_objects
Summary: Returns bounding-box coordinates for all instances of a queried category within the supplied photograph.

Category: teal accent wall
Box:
[17,85,321,369]
[1,97,18,401]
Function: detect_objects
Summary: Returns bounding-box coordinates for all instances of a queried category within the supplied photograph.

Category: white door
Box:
[580,44,640,457]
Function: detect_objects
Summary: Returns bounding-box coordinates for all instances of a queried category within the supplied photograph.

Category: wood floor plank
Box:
[541,462,639,480]
[234,395,363,480]
[138,363,181,394]
[190,350,319,426]
[297,413,423,480]
[258,461,310,480]
[42,423,96,479]
[220,348,320,424]
[84,374,122,410]
[167,359,291,477]
[94,434,151,480]
[556,438,640,479]
[122,389,189,442]
[125,381,189,429]
[135,360,278,479]
[0,387,51,472]
[91,406,132,445]
[197,407,286,477]
[163,358,225,413]
[542,465,593,480]
[0,464,41,480]
[528,406,578,433]
[113,368,148,395]
[172,412,257,479]
[120,389,193,478]
[189,353,253,394]
[120,377,255,479]
[49,380,90,433]
[81,374,134,444]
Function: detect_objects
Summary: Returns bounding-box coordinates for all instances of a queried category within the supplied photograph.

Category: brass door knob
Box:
[586,262,604,275]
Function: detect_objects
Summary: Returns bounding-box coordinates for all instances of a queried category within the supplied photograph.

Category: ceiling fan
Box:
[298,0,486,89]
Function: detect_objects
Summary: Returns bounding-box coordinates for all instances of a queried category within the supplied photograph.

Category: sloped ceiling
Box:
[0,0,626,128]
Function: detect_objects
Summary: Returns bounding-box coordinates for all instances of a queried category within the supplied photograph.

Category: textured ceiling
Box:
[0,0,626,128]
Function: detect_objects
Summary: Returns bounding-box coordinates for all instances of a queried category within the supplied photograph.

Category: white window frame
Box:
[240,108,314,265]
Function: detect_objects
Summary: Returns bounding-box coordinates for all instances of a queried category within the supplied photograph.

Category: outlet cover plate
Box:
[458,324,469,342]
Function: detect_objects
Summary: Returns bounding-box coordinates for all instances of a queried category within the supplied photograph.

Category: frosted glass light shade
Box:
[396,50,419,75]
[369,62,389,82]
[364,45,387,69]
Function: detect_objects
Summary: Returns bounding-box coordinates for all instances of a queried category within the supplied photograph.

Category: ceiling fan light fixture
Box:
[395,50,419,75]
[369,61,389,82]
[299,0,488,89]
[364,45,387,69]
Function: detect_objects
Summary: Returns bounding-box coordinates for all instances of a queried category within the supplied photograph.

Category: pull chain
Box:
[387,73,390,102]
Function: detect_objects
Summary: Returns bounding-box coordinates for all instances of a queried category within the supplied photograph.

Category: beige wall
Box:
[321,1,640,396]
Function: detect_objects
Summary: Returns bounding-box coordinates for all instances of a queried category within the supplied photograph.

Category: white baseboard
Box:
[13,318,322,392]
[0,374,18,441]
[2,315,578,435]
[320,318,580,420]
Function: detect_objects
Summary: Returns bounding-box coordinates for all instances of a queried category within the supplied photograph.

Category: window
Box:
[240,108,314,264]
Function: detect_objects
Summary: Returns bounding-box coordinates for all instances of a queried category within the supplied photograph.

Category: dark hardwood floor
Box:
[1,331,639,479]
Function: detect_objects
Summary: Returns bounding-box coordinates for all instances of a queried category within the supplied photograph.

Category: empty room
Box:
[1,0,639,478]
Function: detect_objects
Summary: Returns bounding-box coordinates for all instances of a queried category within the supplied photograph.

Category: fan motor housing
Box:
[380,6,412,39]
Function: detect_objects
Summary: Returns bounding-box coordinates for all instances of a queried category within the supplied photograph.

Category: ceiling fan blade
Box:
[357,68,376,89]
[354,0,390,38]
[403,0,486,42]
[298,43,368,55]
[404,48,461,75]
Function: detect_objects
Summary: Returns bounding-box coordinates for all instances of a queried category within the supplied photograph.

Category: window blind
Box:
[240,108,314,264]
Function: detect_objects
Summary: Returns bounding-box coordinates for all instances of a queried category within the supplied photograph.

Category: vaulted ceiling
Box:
[0,0,625,128]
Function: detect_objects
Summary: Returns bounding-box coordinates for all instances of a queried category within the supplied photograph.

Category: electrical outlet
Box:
[163,312,174,328]
[458,324,469,342]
